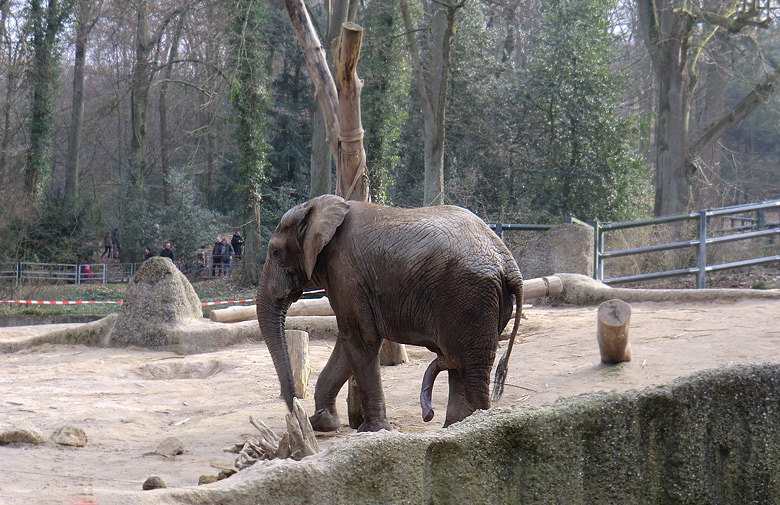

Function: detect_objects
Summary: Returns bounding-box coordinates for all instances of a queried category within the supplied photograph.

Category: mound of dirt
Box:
[106,257,203,348]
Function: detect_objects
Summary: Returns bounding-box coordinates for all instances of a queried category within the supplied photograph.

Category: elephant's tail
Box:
[492,270,523,402]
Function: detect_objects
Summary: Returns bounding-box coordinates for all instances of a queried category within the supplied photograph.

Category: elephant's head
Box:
[256,195,350,411]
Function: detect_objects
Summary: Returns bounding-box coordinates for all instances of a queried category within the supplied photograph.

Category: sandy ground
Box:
[2,298,780,504]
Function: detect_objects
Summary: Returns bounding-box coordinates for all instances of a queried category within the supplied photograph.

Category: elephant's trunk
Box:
[257,296,297,412]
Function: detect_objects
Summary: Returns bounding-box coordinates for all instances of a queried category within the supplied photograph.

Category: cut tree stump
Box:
[284,330,311,398]
[596,299,632,363]
[380,341,409,365]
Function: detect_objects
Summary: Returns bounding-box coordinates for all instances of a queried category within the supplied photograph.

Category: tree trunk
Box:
[65,0,91,200]
[159,17,184,206]
[639,0,776,216]
[129,0,182,190]
[400,0,462,207]
[309,0,358,198]
[333,23,368,201]
[309,105,331,197]
[24,0,66,199]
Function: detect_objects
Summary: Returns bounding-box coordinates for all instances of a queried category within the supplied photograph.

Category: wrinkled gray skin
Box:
[256,195,523,432]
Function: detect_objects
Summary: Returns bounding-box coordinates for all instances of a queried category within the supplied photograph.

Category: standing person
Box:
[100,230,113,259]
[82,264,93,283]
[195,244,207,277]
[211,237,224,277]
[144,247,155,261]
[160,242,175,262]
[111,228,121,259]
[231,231,244,262]
[221,237,234,276]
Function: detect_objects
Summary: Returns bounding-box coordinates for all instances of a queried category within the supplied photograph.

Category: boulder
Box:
[51,424,88,447]
[106,257,203,349]
[0,423,46,446]
[512,224,593,279]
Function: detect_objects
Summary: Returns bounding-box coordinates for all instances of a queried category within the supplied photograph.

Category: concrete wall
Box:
[103,363,780,505]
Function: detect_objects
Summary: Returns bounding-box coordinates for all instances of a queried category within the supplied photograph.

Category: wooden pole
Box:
[596,299,632,364]
[284,330,311,398]
[334,22,368,202]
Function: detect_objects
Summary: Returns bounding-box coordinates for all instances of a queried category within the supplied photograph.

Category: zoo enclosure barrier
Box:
[593,199,780,288]
[0,254,236,286]
[2,201,778,289]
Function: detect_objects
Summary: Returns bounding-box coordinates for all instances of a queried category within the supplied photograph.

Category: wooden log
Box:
[209,276,563,324]
[284,330,311,398]
[523,276,563,299]
[208,297,335,323]
[285,397,320,460]
[596,299,632,363]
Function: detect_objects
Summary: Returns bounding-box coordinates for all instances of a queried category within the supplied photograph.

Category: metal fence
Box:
[594,200,780,288]
[0,258,233,286]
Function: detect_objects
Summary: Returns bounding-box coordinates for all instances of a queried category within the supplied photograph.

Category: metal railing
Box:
[0,257,232,286]
[489,216,591,238]
[595,200,780,288]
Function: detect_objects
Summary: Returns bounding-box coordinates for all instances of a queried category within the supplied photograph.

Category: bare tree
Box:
[309,0,359,198]
[637,0,778,216]
[282,0,368,202]
[65,0,103,200]
[400,0,464,206]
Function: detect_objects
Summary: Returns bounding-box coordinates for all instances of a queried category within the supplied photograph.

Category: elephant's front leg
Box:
[310,338,352,432]
[342,333,392,432]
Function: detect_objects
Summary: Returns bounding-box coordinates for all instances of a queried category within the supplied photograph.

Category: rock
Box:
[155,436,184,457]
[512,224,593,280]
[198,475,218,485]
[142,476,166,490]
[217,468,237,480]
[106,257,203,349]
[51,425,88,447]
[0,423,46,445]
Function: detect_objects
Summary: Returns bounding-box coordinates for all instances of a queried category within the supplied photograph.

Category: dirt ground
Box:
[2,298,780,504]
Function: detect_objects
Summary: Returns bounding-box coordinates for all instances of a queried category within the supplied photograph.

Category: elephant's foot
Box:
[309,408,341,432]
[357,418,393,432]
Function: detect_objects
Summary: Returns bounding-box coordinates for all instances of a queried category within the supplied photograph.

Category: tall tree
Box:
[524,0,648,221]
[0,0,27,192]
[226,0,271,281]
[400,0,464,206]
[158,14,185,206]
[64,0,102,200]
[24,0,70,199]
[637,0,777,216]
[128,0,184,190]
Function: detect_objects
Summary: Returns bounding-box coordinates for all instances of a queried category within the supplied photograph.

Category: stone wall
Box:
[102,363,780,505]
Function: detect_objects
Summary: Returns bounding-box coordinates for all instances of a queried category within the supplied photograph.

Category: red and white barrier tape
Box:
[0,289,325,307]
[0,300,123,305]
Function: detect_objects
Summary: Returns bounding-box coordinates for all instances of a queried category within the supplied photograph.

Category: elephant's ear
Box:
[300,195,350,279]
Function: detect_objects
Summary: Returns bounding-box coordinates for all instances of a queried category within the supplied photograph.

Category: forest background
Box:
[0,0,778,281]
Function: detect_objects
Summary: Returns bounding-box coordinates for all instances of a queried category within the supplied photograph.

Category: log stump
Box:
[596,299,632,363]
[284,330,311,398]
[380,341,409,366]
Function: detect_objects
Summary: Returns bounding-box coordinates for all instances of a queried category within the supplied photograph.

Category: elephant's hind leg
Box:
[443,347,495,427]
[310,338,351,432]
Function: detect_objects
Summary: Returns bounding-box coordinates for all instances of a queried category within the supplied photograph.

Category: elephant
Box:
[256,194,523,432]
